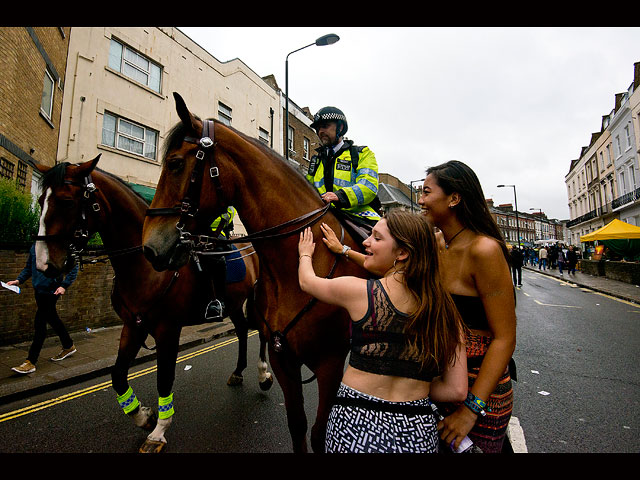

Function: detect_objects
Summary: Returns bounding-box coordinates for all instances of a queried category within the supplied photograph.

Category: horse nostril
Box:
[142,245,157,263]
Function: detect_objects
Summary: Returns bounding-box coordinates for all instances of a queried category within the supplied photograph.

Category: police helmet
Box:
[310,106,348,138]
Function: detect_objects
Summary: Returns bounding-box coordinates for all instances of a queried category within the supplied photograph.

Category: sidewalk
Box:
[522,263,640,305]
[0,318,236,405]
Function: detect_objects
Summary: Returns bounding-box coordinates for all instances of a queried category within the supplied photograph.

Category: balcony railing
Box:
[567,186,640,227]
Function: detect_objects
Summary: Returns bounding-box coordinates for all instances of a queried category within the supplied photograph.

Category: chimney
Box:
[634,62,640,90]
[485,198,494,208]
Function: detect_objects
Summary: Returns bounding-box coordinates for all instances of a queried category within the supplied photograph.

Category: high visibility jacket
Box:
[210,206,236,238]
[306,140,381,223]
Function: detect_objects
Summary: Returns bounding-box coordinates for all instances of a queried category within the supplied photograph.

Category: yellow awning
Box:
[580,219,640,242]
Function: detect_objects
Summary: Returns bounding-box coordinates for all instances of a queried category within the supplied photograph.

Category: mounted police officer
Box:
[204,206,236,321]
[306,106,381,228]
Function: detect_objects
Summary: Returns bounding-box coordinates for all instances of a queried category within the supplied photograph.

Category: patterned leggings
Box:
[325,383,439,453]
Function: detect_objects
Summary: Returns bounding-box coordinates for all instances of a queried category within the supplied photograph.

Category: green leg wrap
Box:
[158,393,174,420]
[117,386,140,415]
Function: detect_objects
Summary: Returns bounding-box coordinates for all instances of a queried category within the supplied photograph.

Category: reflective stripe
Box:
[117,386,140,414]
[158,393,174,419]
[306,145,380,221]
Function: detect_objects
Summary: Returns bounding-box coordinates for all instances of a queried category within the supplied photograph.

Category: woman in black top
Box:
[298,209,467,453]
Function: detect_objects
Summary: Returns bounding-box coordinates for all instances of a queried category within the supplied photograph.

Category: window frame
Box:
[101,111,158,161]
[108,38,163,93]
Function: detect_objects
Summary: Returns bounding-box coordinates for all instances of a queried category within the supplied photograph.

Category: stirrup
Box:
[205,299,225,321]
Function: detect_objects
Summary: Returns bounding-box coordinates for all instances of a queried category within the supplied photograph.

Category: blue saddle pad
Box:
[225,245,247,284]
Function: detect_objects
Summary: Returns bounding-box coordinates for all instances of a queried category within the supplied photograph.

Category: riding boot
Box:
[205,254,227,322]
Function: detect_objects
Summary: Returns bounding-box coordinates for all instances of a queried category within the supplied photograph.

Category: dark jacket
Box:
[510,248,523,268]
[17,244,79,294]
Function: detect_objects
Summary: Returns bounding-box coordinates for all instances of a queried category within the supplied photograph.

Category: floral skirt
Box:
[437,332,514,453]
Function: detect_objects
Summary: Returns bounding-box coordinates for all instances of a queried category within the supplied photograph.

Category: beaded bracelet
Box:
[463,392,488,417]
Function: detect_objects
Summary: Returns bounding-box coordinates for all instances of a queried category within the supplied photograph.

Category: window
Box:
[16,161,28,191]
[616,135,622,157]
[0,158,15,180]
[218,102,232,126]
[619,171,626,194]
[258,127,269,144]
[600,152,604,171]
[606,144,612,165]
[102,112,158,160]
[108,38,162,93]
[625,124,632,149]
[303,137,310,160]
[287,126,294,152]
[629,165,636,191]
[41,70,54,120]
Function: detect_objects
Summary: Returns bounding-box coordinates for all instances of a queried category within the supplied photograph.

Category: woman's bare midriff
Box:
[341,365,431,403]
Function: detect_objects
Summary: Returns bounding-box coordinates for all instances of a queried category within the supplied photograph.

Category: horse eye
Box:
[167,157,184,172]
[60,199,75,209]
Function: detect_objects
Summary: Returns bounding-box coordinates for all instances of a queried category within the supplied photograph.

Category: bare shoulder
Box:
[467,234,508,268]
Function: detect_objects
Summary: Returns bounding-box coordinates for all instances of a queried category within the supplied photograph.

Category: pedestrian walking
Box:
[567,245,578,276]
[7,242,79,374]
[510,246,523,286]
[538,246,548,270]
[558,246,566,275]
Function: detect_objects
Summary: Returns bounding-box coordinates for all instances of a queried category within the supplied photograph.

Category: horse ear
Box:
[76,154,101,176]
[173,92,199,134]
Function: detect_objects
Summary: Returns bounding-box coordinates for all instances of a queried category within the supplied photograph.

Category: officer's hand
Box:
[321,192,339,204]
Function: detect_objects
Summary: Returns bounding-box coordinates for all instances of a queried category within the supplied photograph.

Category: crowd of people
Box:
[510,244,582,282]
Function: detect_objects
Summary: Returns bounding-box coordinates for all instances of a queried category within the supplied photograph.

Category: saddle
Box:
[332,209,373,247]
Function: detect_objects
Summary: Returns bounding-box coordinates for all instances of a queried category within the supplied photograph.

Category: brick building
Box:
[0,27,70,196]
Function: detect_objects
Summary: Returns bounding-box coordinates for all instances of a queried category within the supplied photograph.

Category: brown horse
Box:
[34,156,271,453]
[142,93,368,452]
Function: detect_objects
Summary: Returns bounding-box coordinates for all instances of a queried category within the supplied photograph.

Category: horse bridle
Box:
[145,119,332,250]
[34,174,102,266]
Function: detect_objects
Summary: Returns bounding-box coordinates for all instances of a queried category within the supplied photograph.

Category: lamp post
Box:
[409,178,425,213]
[498,184,520,247]
[285,33,340,161]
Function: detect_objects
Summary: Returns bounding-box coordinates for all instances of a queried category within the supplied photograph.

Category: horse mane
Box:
[41,161,150,206]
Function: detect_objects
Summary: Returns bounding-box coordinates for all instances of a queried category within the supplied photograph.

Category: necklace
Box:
[445,227,466,249]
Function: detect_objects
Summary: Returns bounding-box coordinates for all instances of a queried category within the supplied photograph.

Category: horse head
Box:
[35,155,102,277]
[142,92,237,272]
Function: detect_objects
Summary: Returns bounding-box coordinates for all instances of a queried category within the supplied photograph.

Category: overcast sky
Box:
[178,27,640,220]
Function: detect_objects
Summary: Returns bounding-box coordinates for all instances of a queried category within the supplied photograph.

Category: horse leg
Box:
[309,354,346,453]
[139,323,180,454]
[227,309,247,386]
[112,323,156,431]
[257,330,273,391]
[269,349,308,453]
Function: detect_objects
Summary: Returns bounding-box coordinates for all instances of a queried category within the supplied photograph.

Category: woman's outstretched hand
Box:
[320,223,343,254]
[298,227,316,258]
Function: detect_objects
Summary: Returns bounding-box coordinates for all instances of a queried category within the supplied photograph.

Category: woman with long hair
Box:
[418,160,516,453]
[320,161,516,453]
[298,209,467,453]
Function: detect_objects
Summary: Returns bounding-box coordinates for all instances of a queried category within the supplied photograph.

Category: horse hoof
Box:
[227,373,244,386]
[139,439,166,454]
[259,374,273,391]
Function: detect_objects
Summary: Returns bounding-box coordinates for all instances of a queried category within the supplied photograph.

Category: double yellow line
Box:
[0,331,257,424]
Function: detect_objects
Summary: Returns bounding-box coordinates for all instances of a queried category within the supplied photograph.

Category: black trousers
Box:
[512,266,522,285]
[27,293,73,364]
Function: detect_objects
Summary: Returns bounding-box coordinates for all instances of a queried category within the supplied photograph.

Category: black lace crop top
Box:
[349,278,440,382]
[450,294,489,330]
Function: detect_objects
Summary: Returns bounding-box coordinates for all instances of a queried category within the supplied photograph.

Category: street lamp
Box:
[498,184,520,247]
[409,178,425,213]
[285,33,340,161]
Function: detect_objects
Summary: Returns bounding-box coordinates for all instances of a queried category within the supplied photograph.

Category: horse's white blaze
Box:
[258,360,271,382]
[35,188,51,271]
